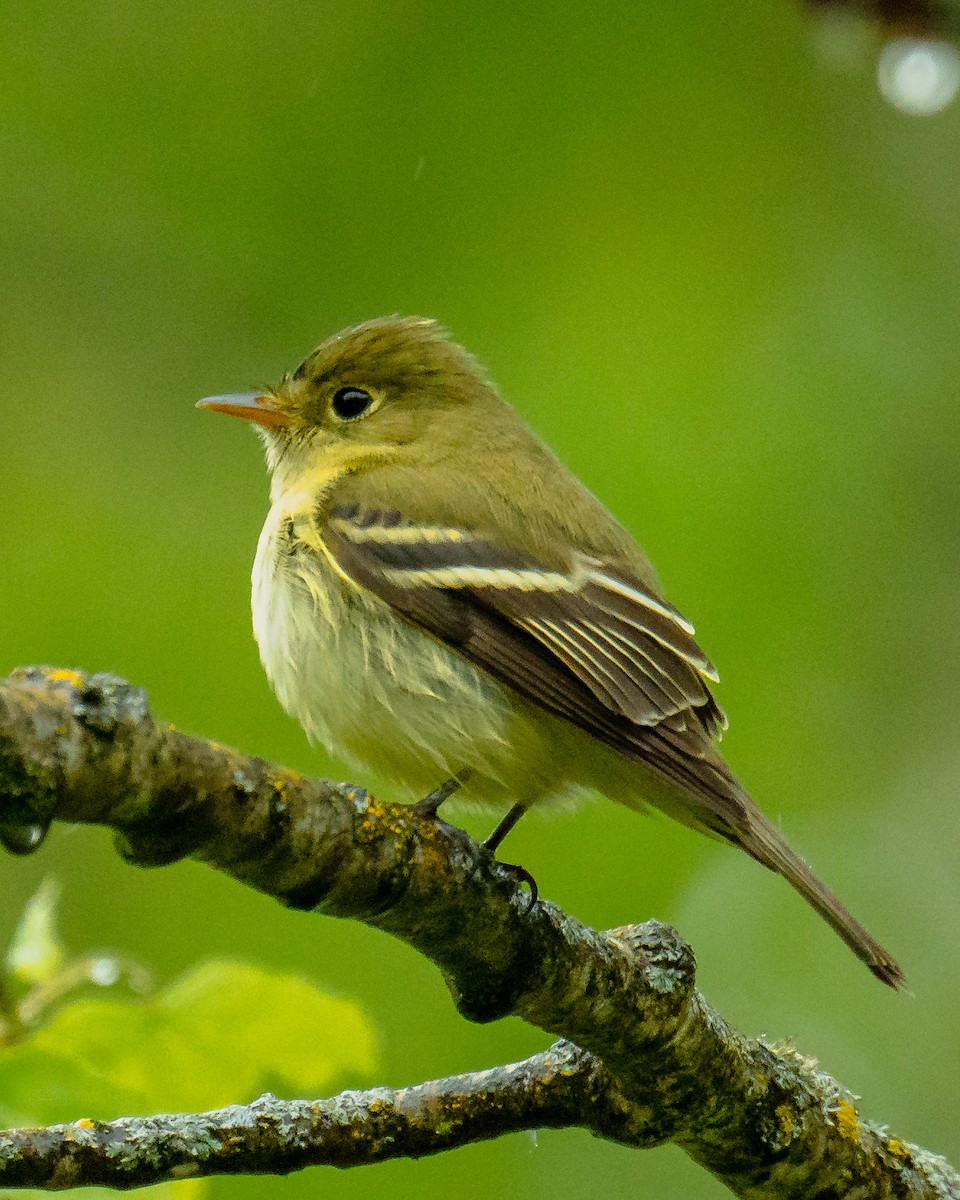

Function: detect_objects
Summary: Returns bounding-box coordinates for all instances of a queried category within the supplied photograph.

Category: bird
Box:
[197,315,905,989]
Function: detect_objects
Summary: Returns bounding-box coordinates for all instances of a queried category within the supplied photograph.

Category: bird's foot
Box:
[482,803,537,909]
[493,860,539,910]
[416,787,537,910]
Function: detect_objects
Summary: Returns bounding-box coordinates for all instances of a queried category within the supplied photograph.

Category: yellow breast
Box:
[252,493,525,802]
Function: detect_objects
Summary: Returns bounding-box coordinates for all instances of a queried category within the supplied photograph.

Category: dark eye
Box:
[331,387,373,420]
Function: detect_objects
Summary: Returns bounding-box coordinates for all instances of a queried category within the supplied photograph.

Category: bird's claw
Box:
[495,860,538,911]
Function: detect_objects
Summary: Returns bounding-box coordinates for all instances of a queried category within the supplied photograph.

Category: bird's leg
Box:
[416,786,538,908]
[413,771,470,819]
[482,802,527,852]
[483,803,538,908]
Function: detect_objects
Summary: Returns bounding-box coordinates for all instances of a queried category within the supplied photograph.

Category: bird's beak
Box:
[196,392,289,431]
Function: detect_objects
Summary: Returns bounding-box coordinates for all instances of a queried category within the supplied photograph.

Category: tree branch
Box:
[0,1042,646,1188]
[0,666,956,1197]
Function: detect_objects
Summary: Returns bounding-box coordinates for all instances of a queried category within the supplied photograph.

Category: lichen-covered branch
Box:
[0,1043,628,1189]
[0,666,957,1198]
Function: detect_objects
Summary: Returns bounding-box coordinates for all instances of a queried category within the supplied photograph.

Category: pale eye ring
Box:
[331,387,373,420]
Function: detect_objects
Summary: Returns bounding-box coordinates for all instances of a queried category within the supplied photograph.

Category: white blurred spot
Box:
[88,956,121,987]
[877,39,960,115]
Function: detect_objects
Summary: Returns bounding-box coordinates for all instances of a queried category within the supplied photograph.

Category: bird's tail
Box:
[737,804,907,991]
[634,722,906,988]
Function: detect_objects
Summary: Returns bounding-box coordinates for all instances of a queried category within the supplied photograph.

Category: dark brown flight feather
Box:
[321,503,906,991]
[326,507,721,728]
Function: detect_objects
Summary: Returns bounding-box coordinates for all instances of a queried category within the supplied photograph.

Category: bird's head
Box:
[198,316,498,495]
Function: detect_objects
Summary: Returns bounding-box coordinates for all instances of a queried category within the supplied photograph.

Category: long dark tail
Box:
[644,724,906,988]
[736,803,906,991]
[639,719,906,988]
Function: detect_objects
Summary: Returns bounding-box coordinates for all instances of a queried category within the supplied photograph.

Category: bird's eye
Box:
[331,387,374,420]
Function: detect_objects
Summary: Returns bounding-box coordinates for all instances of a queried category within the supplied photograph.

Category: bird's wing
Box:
[321,504,728,756]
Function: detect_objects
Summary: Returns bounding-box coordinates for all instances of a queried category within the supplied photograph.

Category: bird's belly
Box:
[252,519,554,805]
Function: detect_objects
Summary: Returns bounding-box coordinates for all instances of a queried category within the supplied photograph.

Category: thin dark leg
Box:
[413,772,469,820]
[482,802,527,852]
[483,803,538,908]
[416,789,538,908]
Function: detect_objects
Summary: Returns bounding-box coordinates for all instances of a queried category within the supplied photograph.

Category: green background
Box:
[2,2,959,1196]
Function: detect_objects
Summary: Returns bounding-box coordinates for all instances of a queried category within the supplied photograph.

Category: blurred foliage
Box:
[0,962,374,1122]
[0,888,374,1199]
[5,877,65,989]
[1,1,959,1197]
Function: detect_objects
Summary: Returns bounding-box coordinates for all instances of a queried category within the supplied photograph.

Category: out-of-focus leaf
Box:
[160,960,376,1110]
[5,877,65,987]
[14,1184,204,1200]
[0,960,374,1121]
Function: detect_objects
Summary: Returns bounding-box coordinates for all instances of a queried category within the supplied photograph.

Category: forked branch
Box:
[0,667,955,1197]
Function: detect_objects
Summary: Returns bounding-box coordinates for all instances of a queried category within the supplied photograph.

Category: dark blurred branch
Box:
[0,666,957,1197]
[802,0,960,40]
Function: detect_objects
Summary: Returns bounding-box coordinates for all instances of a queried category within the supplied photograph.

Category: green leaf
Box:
[0,960,375,1122]
[160,960,376,1109]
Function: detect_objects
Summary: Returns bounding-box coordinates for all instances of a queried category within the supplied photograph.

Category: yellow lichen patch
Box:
[775,1103,796,1139]
[47,668,84,687]
[63,1118,96,1141]
[357,797,410,841]
[362,796,398,822]
[418,837,451,878]
[832,1097,860,1143]
[269,769,303,805]
[887,1138,913,1162]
